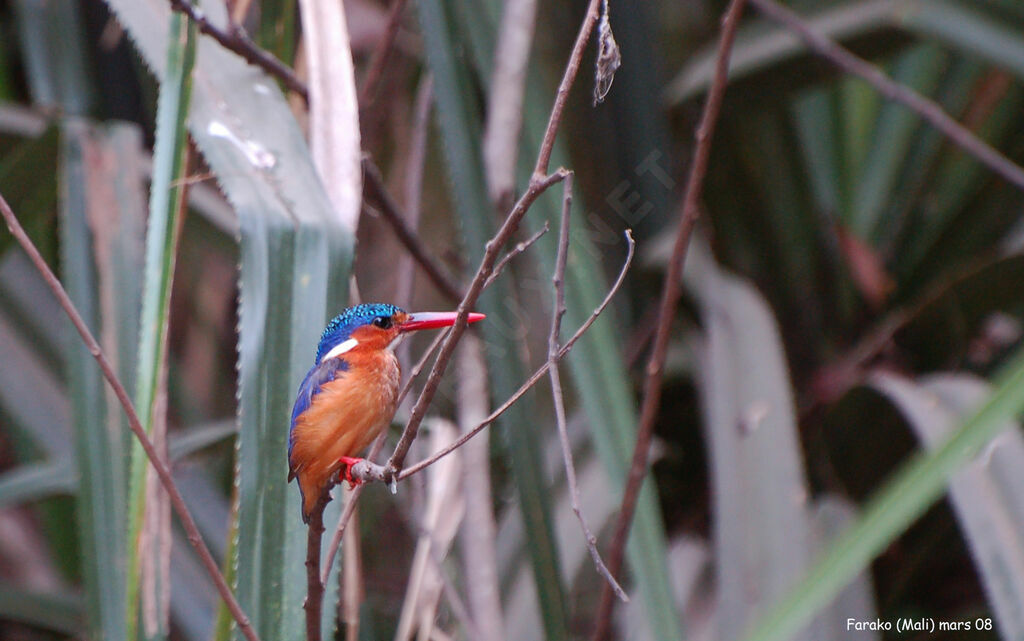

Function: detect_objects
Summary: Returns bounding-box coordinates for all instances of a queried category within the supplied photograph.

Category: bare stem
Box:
[534,0,602,177]
[593,0,748,637]
[358,0,410,107]
[546,174,628,601]
[748,0,1024,193]
[169,0,308,101]
[304,495,328,641]
[0,193,261,641]
[347,230,635,484]
[380,169,569,480]
[483,223,550,291]
[363,157,462,302]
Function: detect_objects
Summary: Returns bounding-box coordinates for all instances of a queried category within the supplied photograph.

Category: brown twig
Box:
[546,174,627,601]
[304,494,329,641]
[534,0,602,178]
[321,219,546,582]
[399,329,451,406]
[348,230,635,483]
[747,0,1024,193]
[378,169,569,481]
[362,157,463,302]
[358,0,410,107]
[0,193,261,641]
[483,223,550,290]
[593,0,748,638]
[169,0,309,102]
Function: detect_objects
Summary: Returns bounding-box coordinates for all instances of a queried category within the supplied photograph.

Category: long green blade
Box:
[59,118,128,641]
[100,1,355,639]
[743,345,1024,641]
[126,12,196,641]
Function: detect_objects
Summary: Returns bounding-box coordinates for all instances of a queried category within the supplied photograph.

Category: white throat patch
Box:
[322,338,358,361]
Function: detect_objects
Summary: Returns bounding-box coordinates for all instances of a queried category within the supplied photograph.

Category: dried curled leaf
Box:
[593,7,622,105]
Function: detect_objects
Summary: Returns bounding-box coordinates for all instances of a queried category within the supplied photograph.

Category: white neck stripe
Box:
[322,338,358,361]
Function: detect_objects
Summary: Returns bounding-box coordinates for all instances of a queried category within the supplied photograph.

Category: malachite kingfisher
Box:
[288,303,485,522]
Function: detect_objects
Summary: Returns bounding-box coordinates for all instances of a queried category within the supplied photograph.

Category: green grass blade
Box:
[0,460,76,508]
[59,118,128,641]
[742,344,1024,641]
[666,0,902,105]
[809,498,880,641]
[0,301,70,459]
[900,0,1024,81]
[10,0,95,114]
[417,2,570,637]
[871,372,1024,639]
[693,266,817,641]
[0,582,85,636]
[849,44,946,242]
[168,420,238,461]
[125,13,196,641]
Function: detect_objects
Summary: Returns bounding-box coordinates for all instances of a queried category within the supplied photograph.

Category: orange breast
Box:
[290,350,400,517]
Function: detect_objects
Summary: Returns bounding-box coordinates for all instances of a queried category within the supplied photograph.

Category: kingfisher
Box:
[288,303,485,522]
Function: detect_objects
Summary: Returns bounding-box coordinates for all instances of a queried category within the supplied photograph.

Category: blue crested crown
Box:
[315,303,404,363]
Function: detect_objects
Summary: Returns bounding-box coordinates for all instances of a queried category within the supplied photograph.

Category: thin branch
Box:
[358,0,410,107]
[362,157,463,303]
[321,217,541,582]
[304,494,329,641]
[534,0,602,178]
[483,223,550,290]
[348,230,635,483]
[399,330,451,406]
[169,0,309,102]
[379,169,570,480]
[747,0,1024,193]
[593,0,748,638]
[546,174,627,601]
[0,193,261,641]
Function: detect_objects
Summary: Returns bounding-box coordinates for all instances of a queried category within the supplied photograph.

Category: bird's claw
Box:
[338,456,365,488]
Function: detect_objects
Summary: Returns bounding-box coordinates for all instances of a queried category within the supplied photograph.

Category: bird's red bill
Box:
[400,311,486,332]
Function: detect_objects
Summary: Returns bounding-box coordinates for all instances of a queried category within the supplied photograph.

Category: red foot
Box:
[338,456,365,488]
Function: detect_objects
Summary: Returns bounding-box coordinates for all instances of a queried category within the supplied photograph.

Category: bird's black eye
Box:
[372,315,393,329]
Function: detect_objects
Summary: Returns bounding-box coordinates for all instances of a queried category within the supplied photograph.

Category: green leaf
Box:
[0,582,85,636]
[168,420,238,461]
[692,265,817,641]
[10,0,95,114]
[742,344,1024,641]
[101,2,355,639]
[59,118,128,641]
[900,0,1024,81]
[808,498,880,641]
[870,372,1024,639]
[126,12,196,640]
[849,44,946,242]
[0,460,76,508]
[666,0,904,105]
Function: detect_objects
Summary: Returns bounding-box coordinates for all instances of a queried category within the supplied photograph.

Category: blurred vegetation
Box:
[1,0,1024,640]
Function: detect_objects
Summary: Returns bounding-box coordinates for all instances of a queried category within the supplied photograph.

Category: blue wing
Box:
[288,357,349,479]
